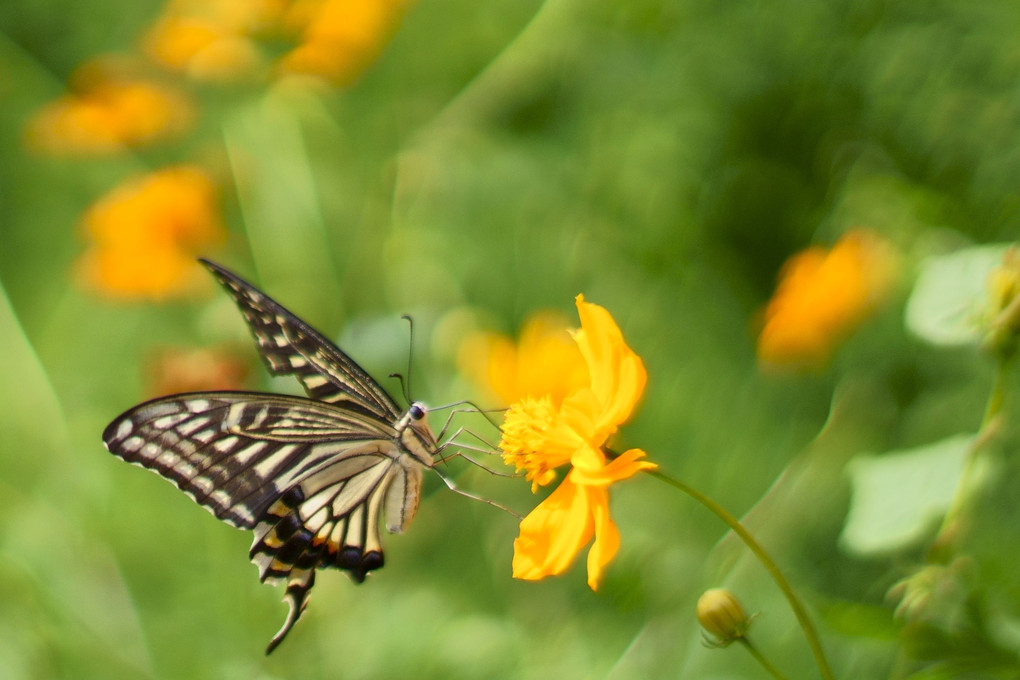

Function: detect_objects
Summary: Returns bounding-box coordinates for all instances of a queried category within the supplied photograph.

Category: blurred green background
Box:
[3,0,1020,678]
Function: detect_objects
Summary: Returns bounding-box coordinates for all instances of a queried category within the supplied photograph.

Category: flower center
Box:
[499,396,569,491]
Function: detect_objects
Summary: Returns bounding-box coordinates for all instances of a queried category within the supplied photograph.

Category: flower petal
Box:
[571,295,647,438]
[586,487,619,590]
[571,448,656,487]
[512,476,594,581]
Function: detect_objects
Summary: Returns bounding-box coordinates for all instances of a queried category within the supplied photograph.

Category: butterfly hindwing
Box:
[199,259,401,421]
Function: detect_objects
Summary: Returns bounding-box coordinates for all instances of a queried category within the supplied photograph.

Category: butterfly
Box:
[103,259,438,653]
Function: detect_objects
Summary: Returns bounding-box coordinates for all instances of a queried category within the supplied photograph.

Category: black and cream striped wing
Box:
[103,391,400,528]
[103,391,425,652]
[200,259,401,421]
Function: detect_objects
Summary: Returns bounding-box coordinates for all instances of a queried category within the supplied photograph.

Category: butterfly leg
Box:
[433,431,519,479]
[429,467,522,519]
[432,403,504,444]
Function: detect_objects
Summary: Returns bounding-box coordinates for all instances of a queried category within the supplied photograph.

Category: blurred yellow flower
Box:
[143,0,284,80]
[77,165,225,299]
[146,345,252,397]
[140,0,409,86]
[25,58,193,155]
[458,311,588,408]
[500,295,656,590]
[277,0,410,84]
[757,229,897,369]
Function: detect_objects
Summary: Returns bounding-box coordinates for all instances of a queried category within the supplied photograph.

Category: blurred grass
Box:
[3,0,1020,678]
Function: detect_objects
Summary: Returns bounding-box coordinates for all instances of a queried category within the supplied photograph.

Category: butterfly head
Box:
[397,401,438,466]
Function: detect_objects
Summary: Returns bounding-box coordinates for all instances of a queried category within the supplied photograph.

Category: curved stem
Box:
[981,357,1011,429]
[646,469,835,680]
[740,638,792,680]
[933,356,1012,553]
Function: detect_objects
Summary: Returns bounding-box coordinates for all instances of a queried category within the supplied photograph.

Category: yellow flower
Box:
[140,0,408,86]
[757,229,897,369]
[76,166,225,299]
[277,0,409,85]
[458,310,588,408]
[142,0,284,80]
[25,58,193,155]
[500,295,656,590]
[146,345,252,397]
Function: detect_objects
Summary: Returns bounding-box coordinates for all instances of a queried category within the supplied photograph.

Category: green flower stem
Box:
[933,355,1013,554]
[646,469,836,680]
[740,638,792,680]
[982,357,1011,428]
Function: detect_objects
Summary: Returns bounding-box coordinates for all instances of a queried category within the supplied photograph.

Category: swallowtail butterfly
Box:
[103,259,438,653]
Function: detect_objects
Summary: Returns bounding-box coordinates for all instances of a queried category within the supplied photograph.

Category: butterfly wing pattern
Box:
[103,260,438,653]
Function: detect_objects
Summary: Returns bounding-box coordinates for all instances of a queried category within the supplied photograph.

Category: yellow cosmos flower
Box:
[77,165,225,299]
[141,0,408,86]
[458,310,588,408]
[500,295,656,590]
[277,0,409,84]
[25,58,193,155]
[757,229,897,369]
[143,0,284,80]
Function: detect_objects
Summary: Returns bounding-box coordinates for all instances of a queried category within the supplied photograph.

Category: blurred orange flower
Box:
[500,295,656,590]
[757,229,897,369]
[25,58,193,155]
[142,0,410,86]
[77,165,225,300]
[278,0,410,84]
[143,0,284,80]
[458,311,588,408]
[146,345,252,396]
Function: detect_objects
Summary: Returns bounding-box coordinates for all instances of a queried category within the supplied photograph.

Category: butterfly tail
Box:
[266,569,316,655]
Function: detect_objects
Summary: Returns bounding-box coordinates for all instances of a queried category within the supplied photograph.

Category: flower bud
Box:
[697,588,751,645]
[984,248,1020,362]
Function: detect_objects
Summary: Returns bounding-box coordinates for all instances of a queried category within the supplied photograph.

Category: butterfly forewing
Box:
[104,392,415,527]
[200,259,401,421]
[103,260,440,654]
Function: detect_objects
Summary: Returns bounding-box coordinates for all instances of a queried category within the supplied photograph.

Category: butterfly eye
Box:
[409,402,427,421]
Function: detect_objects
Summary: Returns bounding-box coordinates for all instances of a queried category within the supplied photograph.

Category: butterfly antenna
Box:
[389,372,409,403]
[402,314,414,404]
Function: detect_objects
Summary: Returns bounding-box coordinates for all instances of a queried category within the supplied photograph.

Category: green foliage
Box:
[906,246,1009,347]
[841,435,974,556]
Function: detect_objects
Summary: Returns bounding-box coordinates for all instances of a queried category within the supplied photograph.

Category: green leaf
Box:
[0,280,69,473]
[905,245,1011,346]
[840,434,974,555]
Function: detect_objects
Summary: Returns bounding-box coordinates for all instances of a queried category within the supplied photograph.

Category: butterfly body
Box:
[103,260,437,653]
